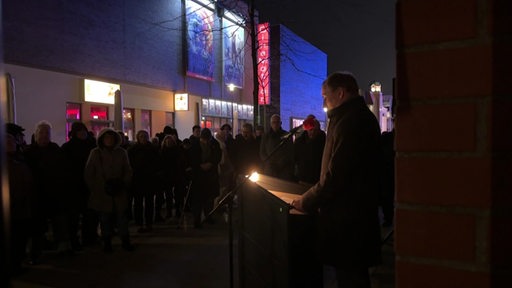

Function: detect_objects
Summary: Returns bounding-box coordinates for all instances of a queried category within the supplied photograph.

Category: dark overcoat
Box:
[127,142,161,193]
[294,130,326,184]
[189,137,222,199]
[259,128,294,180]
[301,96,382,267]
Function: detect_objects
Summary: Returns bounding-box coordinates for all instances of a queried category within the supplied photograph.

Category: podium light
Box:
[248,172,259,182]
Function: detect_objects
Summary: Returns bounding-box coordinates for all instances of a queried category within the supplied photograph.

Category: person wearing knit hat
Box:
[302,115,317,131]
[294,115,326,185]
[5,122,33,274]
[6,122,26,151]
[61,121,98,249]
[69,121,88,139]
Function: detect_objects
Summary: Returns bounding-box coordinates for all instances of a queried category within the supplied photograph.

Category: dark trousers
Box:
[380,187,394,224]
[190,194,214,227]
[99,207,129,239]
[81,208,100,245]
[172,183,186,218]
[156,182,186,218]
[133,190,155,227]
[155,188,173,218]
[335,265,371,288]
[10,218,30,274]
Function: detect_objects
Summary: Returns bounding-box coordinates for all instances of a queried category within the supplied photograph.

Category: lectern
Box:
[238,174,323,288]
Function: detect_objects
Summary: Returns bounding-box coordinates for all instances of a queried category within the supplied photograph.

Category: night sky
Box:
[253,0,396,96]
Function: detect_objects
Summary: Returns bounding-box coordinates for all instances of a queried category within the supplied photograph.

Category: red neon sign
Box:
[257,23,270,105]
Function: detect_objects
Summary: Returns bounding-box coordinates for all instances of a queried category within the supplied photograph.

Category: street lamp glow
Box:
[370,82,382,93]
[227,83,235,92]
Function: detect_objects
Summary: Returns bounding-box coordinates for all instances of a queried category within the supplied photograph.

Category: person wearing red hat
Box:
[293,115,326,185]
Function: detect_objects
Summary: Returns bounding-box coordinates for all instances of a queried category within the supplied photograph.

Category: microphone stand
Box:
[202,128,298,288]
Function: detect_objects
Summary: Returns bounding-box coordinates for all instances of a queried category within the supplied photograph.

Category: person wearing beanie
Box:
[5,123,33,274]
[61,121,98,249]
[6,122,27,152]
[294,115,326,185]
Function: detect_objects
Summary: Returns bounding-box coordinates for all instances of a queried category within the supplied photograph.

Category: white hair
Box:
[35,120,52,133]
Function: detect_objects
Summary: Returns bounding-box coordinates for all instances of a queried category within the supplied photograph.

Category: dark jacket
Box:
[61,136,96,206]
[7,152,34,220]
[189,137,222,199]
[259,128,294,180]
[24,141,69,212]
[301,96,382,267]
[233,135,261,176]
[294,130,326,184]
[127,142,161,192]
[160,143,188,188]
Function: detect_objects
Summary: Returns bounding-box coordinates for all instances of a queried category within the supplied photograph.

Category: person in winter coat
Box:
[259,114,294,181]
[233,123,261,177]
[158,133,188,220]
[292,72,382,288]
[84,128,134,252]
[127,130,161,232]
[215,124,235,200]
[5,123,34,275]
[293,115,326,185]
[188,128,222,228]
[24,121,71,260]
[61,121,97,249]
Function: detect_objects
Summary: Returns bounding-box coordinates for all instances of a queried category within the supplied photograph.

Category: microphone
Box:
[280,124,303,139]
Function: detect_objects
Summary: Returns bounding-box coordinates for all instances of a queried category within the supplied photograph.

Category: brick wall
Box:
[395,0,512,287]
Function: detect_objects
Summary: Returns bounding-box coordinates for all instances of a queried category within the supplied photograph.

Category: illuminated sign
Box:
[175,93,189,111]
[84,79,120,104]
[257,23,270,105]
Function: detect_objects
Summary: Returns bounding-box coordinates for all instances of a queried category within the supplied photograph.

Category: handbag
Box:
[99,152,124,197]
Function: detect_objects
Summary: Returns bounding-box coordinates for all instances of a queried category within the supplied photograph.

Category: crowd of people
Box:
[5,72,395,287]
[4,114,329,266]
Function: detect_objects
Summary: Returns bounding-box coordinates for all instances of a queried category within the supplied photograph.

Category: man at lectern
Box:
[292,72,382,288]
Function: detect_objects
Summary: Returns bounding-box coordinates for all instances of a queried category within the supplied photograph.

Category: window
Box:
[141,109,151,137]
[66,102,81,140]
[90,105,110,138]
[90,106,108,120]
[165,112,174,128]
[123,108,135,141]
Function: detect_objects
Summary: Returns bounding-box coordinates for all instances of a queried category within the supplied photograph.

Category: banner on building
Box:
[186,0,215,81]
[223,12,244,88]
[257,23,270,105]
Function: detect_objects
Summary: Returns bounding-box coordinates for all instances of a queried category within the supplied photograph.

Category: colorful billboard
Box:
[186,0,215,81]
[223,13,244,88]
[257,23,270,105]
